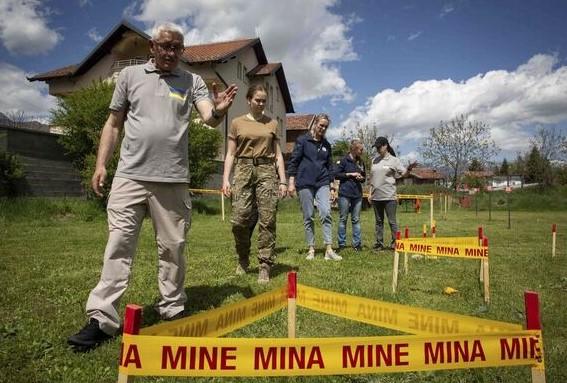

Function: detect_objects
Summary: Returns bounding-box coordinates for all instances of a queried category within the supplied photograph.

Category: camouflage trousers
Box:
[231,162,278,266]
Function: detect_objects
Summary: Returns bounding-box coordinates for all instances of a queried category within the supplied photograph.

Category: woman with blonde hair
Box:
[287,113,341,261]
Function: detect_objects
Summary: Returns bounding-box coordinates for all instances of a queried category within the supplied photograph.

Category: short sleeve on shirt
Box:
[228,120,238,140]
[192,74,210,105]
[109,68,129,111]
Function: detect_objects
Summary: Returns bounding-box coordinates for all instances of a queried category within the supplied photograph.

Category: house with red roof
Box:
[28,20,295,161]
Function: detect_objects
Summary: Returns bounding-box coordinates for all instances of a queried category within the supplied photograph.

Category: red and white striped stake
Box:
[431,220,436,238]
[287,271,297,339]
[404,226,409,239]
[552,224,557,258]
[524,291,546,383]
[422,224,427,238]
[118,304,143,383]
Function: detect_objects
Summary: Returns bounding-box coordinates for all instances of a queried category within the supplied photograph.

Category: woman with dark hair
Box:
[222,84,287,283]
[369,136,416,250]
[287,113,341,261]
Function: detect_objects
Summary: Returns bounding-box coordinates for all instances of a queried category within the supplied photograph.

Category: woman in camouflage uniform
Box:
[222,84,287,283]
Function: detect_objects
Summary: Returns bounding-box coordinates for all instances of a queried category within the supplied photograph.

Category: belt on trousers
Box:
[235,157,275,165]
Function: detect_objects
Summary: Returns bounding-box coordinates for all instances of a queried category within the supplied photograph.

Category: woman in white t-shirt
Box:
[368,136,416,250]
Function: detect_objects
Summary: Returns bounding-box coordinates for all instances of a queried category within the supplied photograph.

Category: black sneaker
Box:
[68,318,112,352]
[337,246,346,253]
[353,245,363,252]
[373,243,385,251]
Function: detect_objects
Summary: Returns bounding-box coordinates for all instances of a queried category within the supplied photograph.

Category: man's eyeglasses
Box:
[154,42,184,54]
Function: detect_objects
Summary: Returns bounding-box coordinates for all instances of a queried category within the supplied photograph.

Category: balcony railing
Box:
[109,59,147,79]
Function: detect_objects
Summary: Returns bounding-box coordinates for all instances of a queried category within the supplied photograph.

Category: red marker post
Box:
[482,237,490,304]
[403,227,409,274]
[287,271,297,338]
[422,224,427,238]
[431,220,436,238]
[524,291,546,383]
[118,304,143,383]
[478,227,484,283]
[552,224,557,258]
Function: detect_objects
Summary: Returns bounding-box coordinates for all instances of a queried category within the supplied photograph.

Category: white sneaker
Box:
[324,249,342,261]
[305,248,315,260]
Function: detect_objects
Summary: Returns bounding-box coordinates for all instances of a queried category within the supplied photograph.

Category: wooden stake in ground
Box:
[117,304,143,383]
[422,224,427,238]
[552,224,557,257]
[524,291,546,383]
[431,220,436,238]
[221,192,225,221]
[287,271,297,338]
[392,231,401,293]
[429,195,434,230]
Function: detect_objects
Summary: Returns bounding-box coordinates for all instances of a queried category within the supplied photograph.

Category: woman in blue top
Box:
[334,139,366,251]
[287,113,342,261]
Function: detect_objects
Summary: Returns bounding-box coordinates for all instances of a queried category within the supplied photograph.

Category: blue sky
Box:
[1,0,566,162]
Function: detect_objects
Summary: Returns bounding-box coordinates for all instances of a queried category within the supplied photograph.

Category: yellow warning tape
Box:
[397,194,434,200]
[188,188,222,195]
[395,240,487,259]
[140,287,287,337]
[119,330,543,376]
[402,237,479,246]
[296,285,518,336]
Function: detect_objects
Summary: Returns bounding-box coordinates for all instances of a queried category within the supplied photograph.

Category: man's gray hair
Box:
[151,22,184,41]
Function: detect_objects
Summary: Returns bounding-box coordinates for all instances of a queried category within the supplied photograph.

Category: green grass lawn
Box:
[1,196,566,382]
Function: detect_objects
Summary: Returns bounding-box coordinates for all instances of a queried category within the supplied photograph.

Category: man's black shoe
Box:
[163,309,189,322]
[337,246,346,253]
[353,245,363,252]
[68,318,113,352]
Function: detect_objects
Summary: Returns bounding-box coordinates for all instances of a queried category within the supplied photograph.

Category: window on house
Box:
[276,86,280,103]
[243,65,248,84]
[237,62,242,80]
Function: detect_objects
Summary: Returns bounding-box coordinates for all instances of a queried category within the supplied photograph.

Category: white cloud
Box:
[338,54,567,154]
[130,0,358,103]
[408,31,422,41]
[78,0,92,7]
[440,4,455,18]
[87,27,102,43]
[0,62,56,116]
[0,0,61,55]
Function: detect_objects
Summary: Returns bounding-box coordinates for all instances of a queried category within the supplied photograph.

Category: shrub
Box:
[0,151,25,197]
[52,80,223,201]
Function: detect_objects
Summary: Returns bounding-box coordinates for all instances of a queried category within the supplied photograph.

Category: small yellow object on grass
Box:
[443,286,459,295]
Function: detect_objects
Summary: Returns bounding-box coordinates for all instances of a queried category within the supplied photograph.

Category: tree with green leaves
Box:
[420,114,498,190]
[468,158,484,171]
[500,158,509,176]
[524,146,552,186]
[331,139,350,160]
[52,81,222,200]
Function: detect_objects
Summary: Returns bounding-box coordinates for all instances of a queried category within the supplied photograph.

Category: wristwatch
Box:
[212,109,222,120]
